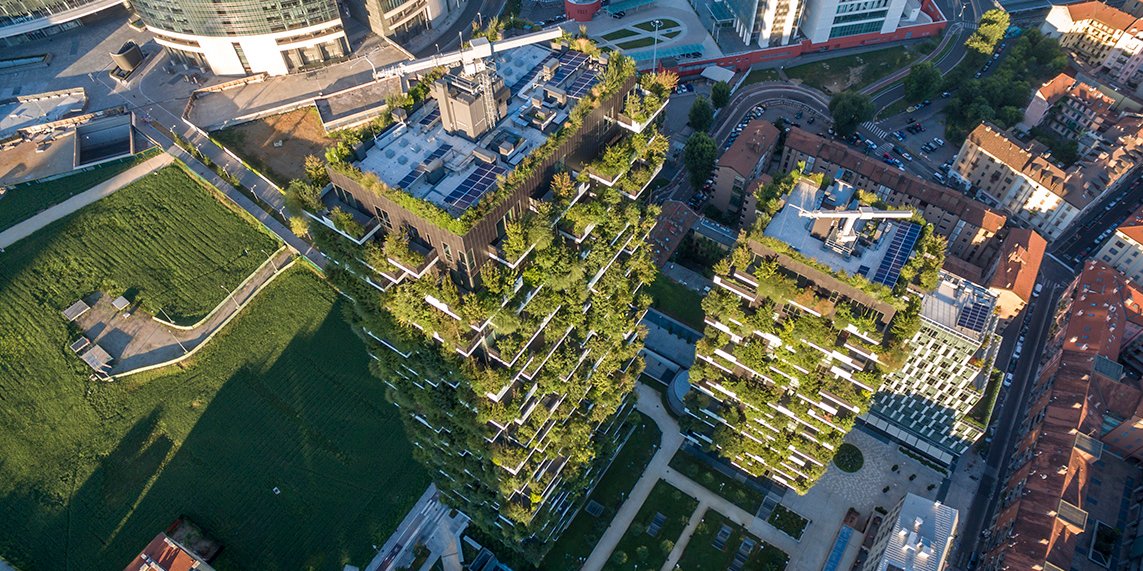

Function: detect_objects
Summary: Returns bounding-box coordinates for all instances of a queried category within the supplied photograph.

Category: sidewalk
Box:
[0,153,175,248]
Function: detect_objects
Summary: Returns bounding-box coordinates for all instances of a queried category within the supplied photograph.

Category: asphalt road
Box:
[952,176,1143,567]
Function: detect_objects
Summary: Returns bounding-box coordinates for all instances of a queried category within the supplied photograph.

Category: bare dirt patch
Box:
[211,108,334,185]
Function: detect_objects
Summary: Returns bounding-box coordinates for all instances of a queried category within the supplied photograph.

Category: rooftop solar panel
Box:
[549,51,589,86]
[870,222,921,288]
[511,53,555,94]
[565,70,599,99]
[418,107,440,127]
[444,163,506,210]
[956,302,991,333]
[397,169,422,189]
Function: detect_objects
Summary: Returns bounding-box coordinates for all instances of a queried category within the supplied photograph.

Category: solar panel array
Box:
[445,162,506,210]
[396,144,453,190]
[511,55,552,94]
[418,107,440,127]
[565,69,599,99]
[956,302,991,333]
[870,222,921,288]
[549,51,588,86]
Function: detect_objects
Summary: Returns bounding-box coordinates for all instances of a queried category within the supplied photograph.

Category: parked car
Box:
[1033,283,1043,298]
[932,137,945,147]
[1003,373,1013,387]
[902,152,913,161]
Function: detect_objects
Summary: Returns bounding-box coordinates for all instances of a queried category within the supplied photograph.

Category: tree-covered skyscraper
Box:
[309,37,670,555]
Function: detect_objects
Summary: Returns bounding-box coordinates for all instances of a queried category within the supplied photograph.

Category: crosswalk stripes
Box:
[861,121,889,139]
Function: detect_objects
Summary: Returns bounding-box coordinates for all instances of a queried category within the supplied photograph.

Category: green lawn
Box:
[0,164,277,323]
[604,481,698,570]
[785,46,915,93]
[767,504,808,540]
[743,69,781,85]
[669,449,765,514]
[542,413,662,571]
[601,28,638,41]
[0,166,427,570]
[616,37,656,50]
[634,19,680,31]
[0,149,158,232]
[645,275,705,330]
[675,511,788,571]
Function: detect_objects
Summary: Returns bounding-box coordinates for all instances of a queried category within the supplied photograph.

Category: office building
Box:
[723,0,803,47]
[347,0,462,44]
[711,119,779,229]
[864,271,1000,466]
[861,493,958,571]
[980,260,1143,571]
[132,0,349,75]
[799,0,914,44]
[0,0,127,45]
[318,38,669,553]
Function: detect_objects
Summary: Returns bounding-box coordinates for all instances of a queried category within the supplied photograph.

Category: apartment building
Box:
[711,119,779,229]
[1095,203,1143,282]
[780,128,1008,273]
[864,272,1000,466]
[320,43,669,553]
[979,260,1143,571]
[985,228,1046,321]
[1023,72,1116,150]
[1043,1,1143,90]
[861,494,958,571]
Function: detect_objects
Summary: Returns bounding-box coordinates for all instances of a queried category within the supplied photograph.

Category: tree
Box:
[303,154,329,187]
[689,96,713,131]
[711,81,731,108]
[288,216,309,237]
[965,9,1010,56]
[829,91,874,137]
[684,132,717,189]
[284,179,322,214]
[904,62,942,102]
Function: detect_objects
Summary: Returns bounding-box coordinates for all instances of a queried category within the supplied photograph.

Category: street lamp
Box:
[651,19,664,71]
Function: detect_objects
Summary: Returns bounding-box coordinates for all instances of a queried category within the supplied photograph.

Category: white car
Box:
[1003,373,1013,387]
[1033,283,1043,297]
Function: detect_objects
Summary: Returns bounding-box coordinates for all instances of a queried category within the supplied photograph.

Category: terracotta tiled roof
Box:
[649,200,699,267]
[1116,202,1143,245]
[719,120,780,178]
[988,228,1047,303]
[1036,73,1077,106]
[1066,0,1142,31]
[784,128,1007,232]
[125,533,214,571]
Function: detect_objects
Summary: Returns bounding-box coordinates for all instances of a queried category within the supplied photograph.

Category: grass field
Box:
[0,164,426,569]
[616,37,656,50]
[767,504,808,540]
[604,481,698,570]
[669,450,765,514]
[0,149,158,232]
[542,414,661,571]
[743,69,781,85]
[601,28,638,41]
[210,108,334,186]
[785,46,916,93]
[645,275,705,330]
[675,511,787,570]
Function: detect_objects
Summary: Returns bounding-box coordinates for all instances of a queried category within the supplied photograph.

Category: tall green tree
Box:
[684,132,717,189]
[965,9,1010,56]
[829,91,874,137]
[711,81,731,108]
[689,96,714,131]
[904,62,942,102]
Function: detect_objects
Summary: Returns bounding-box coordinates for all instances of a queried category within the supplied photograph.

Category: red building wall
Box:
[565,0,601,22]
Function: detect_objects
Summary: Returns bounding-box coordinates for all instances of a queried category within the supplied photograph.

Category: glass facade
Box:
[0,0,105,26]
[829,19,883,38]
[133,0,338,36]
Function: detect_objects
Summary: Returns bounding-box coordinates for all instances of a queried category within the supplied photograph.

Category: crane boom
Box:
[374,28,565,80]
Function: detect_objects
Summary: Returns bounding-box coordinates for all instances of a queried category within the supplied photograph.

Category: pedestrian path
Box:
[0,152,175,248]
[660,503,707,571]
[861,121,889,139]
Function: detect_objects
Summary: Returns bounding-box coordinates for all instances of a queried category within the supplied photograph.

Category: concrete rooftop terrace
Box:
[921,272,997,342]
[764,179,918,289]
[356,45,601,217]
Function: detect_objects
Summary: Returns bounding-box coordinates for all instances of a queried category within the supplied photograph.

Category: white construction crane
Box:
[373,28,565,81]
[797,206,913,245]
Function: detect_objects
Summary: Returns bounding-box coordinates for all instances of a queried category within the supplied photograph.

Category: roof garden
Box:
[763,178,922,291]
[354,44,604,219]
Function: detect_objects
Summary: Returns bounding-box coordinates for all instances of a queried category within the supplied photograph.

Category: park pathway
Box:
[99,247,297,377]
[582,384,685,571]
[660,503,707,571]
[0,152,175,248]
